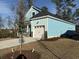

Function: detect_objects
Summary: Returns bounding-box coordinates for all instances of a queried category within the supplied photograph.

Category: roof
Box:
[25,6,41,21]
[25,6,41,14]
[32,7,56,18]
[31,7,75,25]
[31,15,75,25]
[32,11,56,18]
[32,6,41,12]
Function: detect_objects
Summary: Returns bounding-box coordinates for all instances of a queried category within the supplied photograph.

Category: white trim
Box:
[48,35,60,38]
[31,15,76,25]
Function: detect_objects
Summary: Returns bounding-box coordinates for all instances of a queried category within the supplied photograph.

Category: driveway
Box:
[0,37,38,49]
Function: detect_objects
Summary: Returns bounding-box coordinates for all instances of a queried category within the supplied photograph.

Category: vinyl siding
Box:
[48,18,75,38]
[25,6,39,21]
[31,18,48,32]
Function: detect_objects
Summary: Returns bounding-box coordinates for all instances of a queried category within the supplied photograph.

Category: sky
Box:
[0,0,79,28]
[0,0,56,18]
[0,0,79,17]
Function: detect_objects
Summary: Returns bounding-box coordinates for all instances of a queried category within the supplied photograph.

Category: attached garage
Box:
[31,15,75,39]
[33,25,45,39]
[30,8,75,39]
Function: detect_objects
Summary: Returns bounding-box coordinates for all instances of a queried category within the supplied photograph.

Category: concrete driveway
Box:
[0,37,38,49]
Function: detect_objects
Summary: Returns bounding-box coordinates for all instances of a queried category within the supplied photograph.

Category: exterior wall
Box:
[48,18,75,38]
[24,6,39,36]
[25,6,39,21]
[31,18,48,38]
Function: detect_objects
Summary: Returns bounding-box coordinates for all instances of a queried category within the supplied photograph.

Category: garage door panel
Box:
[33,25,45,39]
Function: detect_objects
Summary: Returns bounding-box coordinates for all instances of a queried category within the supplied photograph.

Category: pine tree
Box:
[51,0,76,20]
[51,0,63,18]
[0,16,4,29]
[75,8,79,18]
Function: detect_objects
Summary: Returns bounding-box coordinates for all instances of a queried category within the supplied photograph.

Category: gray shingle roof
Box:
[32,7,56,18]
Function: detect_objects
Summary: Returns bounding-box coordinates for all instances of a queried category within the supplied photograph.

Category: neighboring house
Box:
[25,6,76,39]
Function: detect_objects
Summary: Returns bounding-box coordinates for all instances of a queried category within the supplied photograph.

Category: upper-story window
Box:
[32,12,35,16]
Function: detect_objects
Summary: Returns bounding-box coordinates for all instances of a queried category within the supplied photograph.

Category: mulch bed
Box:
[2,50,40,59]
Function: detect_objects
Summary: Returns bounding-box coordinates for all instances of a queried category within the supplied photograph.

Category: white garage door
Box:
[33,25,45,39]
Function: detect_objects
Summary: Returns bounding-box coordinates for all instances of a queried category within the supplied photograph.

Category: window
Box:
[32,12,35,16]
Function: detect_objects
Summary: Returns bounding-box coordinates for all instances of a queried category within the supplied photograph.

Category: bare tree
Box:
[0,16,4,29]
[17,0,27,54]
[51,0,76,20]
[6,16,14,29]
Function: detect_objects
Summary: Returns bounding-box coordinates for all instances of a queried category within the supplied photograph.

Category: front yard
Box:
[0,38,79,59]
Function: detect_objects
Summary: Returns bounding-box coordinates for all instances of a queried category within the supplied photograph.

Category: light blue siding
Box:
[31,16,75,38]
[31,18,48,32]
[48,18,75,38]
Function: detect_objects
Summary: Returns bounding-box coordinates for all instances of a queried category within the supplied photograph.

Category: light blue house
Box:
[25,6,76,39]
[25,6,41,36]
[25,6,40,21]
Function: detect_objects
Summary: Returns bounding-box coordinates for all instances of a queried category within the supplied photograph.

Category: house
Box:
[25,6,41,36]
[25,6,76,39]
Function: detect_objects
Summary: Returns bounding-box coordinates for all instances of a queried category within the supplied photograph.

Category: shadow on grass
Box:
[2,50,41,59]
[60,30,79,41]
[41,37,60,41]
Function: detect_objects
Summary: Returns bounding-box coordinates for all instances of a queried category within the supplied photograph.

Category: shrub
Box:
[0,29,17,38]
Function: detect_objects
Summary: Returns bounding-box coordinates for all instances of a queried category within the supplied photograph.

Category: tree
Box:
[10,0,35,33]
[74,8,79,19]
[17,0,28,54]
[51,0,76,20]
[0,16,4,29]
[17,0,28,33]
[7,16,14,29]
[51,0,63,18]
[63,0,76,20]
[8,19,14,29]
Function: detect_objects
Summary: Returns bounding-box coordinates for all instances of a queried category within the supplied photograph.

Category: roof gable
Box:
[32,7,56,18]
[25,6,41,21]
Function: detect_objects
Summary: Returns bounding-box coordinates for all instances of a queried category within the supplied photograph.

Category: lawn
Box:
[0,38,79,59]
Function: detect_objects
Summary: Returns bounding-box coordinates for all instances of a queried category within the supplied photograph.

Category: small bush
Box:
[0,29,17,38]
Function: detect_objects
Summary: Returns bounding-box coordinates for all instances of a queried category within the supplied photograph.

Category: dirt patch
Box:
[0,38,79,59]
[2,50,40,59]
